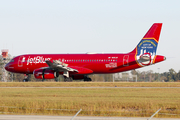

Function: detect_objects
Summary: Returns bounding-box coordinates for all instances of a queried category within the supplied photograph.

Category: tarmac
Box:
[0,87,180,88]
[0,115,179,120]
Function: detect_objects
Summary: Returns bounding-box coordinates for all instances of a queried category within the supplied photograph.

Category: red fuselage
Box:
[5,53,165,75]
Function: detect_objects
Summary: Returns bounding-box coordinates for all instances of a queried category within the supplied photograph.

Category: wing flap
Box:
[45,60,78,72]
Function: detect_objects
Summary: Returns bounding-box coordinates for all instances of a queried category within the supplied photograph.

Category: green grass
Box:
[0,87,180,118]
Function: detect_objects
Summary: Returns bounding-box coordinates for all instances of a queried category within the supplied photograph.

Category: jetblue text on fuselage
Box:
[26,56,51,65]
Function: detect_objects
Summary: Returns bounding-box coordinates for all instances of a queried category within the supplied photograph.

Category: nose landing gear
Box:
[23,74,29,82]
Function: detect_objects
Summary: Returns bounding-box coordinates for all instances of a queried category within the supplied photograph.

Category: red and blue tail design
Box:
[130,23,163,66]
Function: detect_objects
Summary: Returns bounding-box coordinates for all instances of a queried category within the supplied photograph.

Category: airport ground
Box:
[0,82,180,87]
[0,115,180,120]
[0,82,180,118]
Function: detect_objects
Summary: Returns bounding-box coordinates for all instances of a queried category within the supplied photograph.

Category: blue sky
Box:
[0,0,180,73]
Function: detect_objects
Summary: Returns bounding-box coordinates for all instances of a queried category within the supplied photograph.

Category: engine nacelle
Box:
[33,69,58,79]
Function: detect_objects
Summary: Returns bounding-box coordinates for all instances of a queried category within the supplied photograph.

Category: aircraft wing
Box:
[45,60,78,77]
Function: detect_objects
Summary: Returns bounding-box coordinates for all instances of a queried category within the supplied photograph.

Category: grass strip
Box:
[0,87,179,118]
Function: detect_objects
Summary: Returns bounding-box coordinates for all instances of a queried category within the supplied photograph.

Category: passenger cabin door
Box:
[123,55,129,66]
[18,56,24,67]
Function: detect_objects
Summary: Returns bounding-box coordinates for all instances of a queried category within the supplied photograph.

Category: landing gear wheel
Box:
[23,74,29,82]
[55,77,58,82]
[54,71,59,82]
[88,78,92,81]
[23,78,28,82]
[84,77,92,82]
[64,77,73,82]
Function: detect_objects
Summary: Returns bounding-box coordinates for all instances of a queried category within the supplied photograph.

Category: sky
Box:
[0,0,180,73]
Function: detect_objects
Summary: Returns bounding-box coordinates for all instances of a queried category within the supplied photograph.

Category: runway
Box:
[0,87,180,88]
[0,115,179,120]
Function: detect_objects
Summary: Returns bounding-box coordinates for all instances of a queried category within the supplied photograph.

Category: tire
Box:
[64,77,73,82]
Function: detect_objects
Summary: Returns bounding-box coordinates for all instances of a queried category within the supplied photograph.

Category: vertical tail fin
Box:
[130,23,163,66]
[130,23,162,54]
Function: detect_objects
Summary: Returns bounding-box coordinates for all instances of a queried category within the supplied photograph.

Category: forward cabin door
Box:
[18,56,25,67]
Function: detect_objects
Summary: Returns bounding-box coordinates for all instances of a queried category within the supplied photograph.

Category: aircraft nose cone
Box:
[5,63,9,71]
[5,62,15,72]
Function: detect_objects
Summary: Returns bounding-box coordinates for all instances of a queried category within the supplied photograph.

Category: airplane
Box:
[5,23,166,82]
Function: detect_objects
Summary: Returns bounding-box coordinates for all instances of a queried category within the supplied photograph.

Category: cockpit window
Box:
[10,59,14,62]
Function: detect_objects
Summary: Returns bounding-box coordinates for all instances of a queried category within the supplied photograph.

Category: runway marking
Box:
[0,115,179,120]
[0,87,180,88]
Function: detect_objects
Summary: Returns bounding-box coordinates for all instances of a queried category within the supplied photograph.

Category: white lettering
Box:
[27,56,51,65]
[105,63,117,68]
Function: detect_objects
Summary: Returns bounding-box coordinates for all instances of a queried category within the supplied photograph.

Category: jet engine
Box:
[33,69,59,79]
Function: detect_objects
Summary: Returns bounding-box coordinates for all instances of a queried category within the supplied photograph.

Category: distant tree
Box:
[160,76,167,82]
[146,70,153,82]
[131,70,140,80]
[161,72,168,82]
[0,55,12,81]
[168,68,176,82]
[175,70,180,81]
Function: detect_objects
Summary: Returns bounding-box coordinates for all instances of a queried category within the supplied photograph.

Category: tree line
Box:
[131,68,180,82]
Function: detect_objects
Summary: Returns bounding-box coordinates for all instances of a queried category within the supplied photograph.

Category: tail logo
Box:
[136,39,158,66]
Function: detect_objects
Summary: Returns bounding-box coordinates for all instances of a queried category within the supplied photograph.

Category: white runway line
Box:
[0,87,180,88]
[0,115,179,120]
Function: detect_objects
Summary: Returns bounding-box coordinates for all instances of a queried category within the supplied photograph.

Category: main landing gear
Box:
[63,75,92,82]
[63,76,92,82]
[64,77,73,82]
[84,76,92,81]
